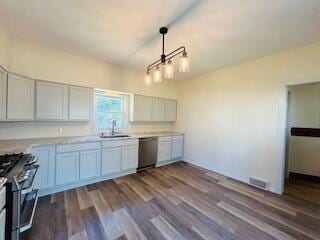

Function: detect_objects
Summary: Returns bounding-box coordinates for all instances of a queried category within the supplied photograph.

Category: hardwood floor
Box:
[284,177,320,206]
[24,162,320,240]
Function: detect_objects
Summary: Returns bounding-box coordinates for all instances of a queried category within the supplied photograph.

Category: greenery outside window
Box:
[94,91,125,131]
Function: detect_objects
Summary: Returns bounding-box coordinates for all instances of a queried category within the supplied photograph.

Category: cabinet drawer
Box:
[0,186,5,210]
[102,139,138,148]
[172,135,183,141]
[158,136,172,142]
[57,142,100,153]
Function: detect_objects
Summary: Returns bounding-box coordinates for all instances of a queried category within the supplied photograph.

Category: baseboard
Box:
[289,172,320,183]
[156,158,182,167]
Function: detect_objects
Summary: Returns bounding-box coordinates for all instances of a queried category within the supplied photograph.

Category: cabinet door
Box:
[0,68,6,121]
[7,73,35,120]
[165,99,177,122]
[152,97,166,121]
[36,81,68,120]
[32,146,55,190]
[121,145,138,171]
[131,95,152,121]
[56,152,79,185]
[158,141,172,162]
[69,86,92,121]
[101,147,121,175]
[79,150,101,180]
[172,140,183,159]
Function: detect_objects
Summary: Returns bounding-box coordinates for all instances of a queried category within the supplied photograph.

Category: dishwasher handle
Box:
[139,137,158,142]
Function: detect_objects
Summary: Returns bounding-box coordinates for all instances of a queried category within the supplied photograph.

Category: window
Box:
[94,92,125,131]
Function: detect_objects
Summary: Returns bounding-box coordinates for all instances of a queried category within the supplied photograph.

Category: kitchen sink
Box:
[99,134,130,139]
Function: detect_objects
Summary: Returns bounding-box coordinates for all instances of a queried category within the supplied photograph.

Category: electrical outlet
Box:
[59,127,63,133]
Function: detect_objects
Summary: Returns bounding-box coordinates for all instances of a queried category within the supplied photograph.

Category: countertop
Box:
[0,132,183,155]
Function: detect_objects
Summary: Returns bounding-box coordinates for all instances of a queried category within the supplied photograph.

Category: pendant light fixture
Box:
[145,27,189,85]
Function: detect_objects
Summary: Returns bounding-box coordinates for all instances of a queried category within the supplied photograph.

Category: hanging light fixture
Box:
[164,59,173,79]
[179,52,189,73]
[154,65,161,83]
[145,71,151,85]
[145,26,189,84]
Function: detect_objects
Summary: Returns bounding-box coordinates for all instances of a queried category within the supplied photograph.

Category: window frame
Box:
[93,90,128,133]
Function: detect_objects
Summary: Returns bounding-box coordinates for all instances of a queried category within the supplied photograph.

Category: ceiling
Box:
[0,0,320,80]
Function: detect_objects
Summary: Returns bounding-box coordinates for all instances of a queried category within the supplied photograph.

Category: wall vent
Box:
[249,177,268,190]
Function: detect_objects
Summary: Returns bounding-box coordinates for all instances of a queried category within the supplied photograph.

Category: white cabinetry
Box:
[102,139,139,173]
[69,86,92,121]
[36,81,68,120]
[0,67,6,121]
[158,139,172,163]
[122,145,138,170]
[7,73,35,120]
[157,135,184,165]
[102,147,121,175]
[31,146,55,190]
[130,94,177,122]
[130,94,153,121]
[172,135,184,159]
[79,150,101,180]
[165,99,177,122]
[152,97,166,121]
[56,152,79,185]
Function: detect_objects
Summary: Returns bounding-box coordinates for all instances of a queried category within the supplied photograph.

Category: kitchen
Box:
[1,1,320,240]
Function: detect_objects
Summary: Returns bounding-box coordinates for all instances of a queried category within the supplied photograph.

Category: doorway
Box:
[284,82,320,205]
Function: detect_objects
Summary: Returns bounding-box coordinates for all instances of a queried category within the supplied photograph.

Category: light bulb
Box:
[154,65,161,83]
[145,71,151,86]
[164,59,173,79]
[179,52,189,73]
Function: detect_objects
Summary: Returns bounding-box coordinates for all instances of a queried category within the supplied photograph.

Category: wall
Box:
[0,38,178,139]
[0,20,11,69]
[174,42,320,193]
[287,83,320,177]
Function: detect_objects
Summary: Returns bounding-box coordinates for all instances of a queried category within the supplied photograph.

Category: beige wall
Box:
[174,42,320,193]
[0,33,178,139]
[0,20,11,69]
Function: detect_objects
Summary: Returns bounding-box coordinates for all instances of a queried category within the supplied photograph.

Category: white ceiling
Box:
[0,0,320,80]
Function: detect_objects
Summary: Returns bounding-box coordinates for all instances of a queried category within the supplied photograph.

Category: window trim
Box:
[93,90,128,133]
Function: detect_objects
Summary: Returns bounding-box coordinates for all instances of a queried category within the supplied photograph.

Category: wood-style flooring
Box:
[284,177,320,206]
[24,162,320,240]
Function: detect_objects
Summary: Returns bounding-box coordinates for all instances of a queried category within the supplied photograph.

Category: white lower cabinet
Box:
[172,140,184,159]
[79,150,101,180]
[101,147,121,175]
[56,152,79,185]
[121,145,138,170]
[31,146,55,190]
[157,141,172,163]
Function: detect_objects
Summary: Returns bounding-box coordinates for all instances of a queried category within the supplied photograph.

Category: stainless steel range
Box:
[0,153,39,240]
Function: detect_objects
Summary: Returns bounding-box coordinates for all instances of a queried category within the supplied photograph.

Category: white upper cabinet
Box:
[130,94,153,122]
[69,86,92,121]
[152,97,166,122]
[36,81,68,120]
[0,67,7,121]
[7,73,35,120]
[165,99,177,122]
[130,94,177,122]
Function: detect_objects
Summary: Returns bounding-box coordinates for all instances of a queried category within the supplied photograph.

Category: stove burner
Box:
[0,152,26,177]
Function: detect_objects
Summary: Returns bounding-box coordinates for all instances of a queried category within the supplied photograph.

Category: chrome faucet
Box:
[111,120,116,136]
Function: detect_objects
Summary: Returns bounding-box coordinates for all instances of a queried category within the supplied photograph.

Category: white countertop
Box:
[0,132,183,155]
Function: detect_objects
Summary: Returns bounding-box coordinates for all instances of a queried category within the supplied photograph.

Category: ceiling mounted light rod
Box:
[145,26,189,85]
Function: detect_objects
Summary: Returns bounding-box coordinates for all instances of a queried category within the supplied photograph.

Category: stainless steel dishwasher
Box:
[138,137,158,170]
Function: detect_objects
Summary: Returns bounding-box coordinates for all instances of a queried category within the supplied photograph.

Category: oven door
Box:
[11,164,40,240]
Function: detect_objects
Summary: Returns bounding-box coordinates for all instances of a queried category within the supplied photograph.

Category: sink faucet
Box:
[111,120,116,136]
